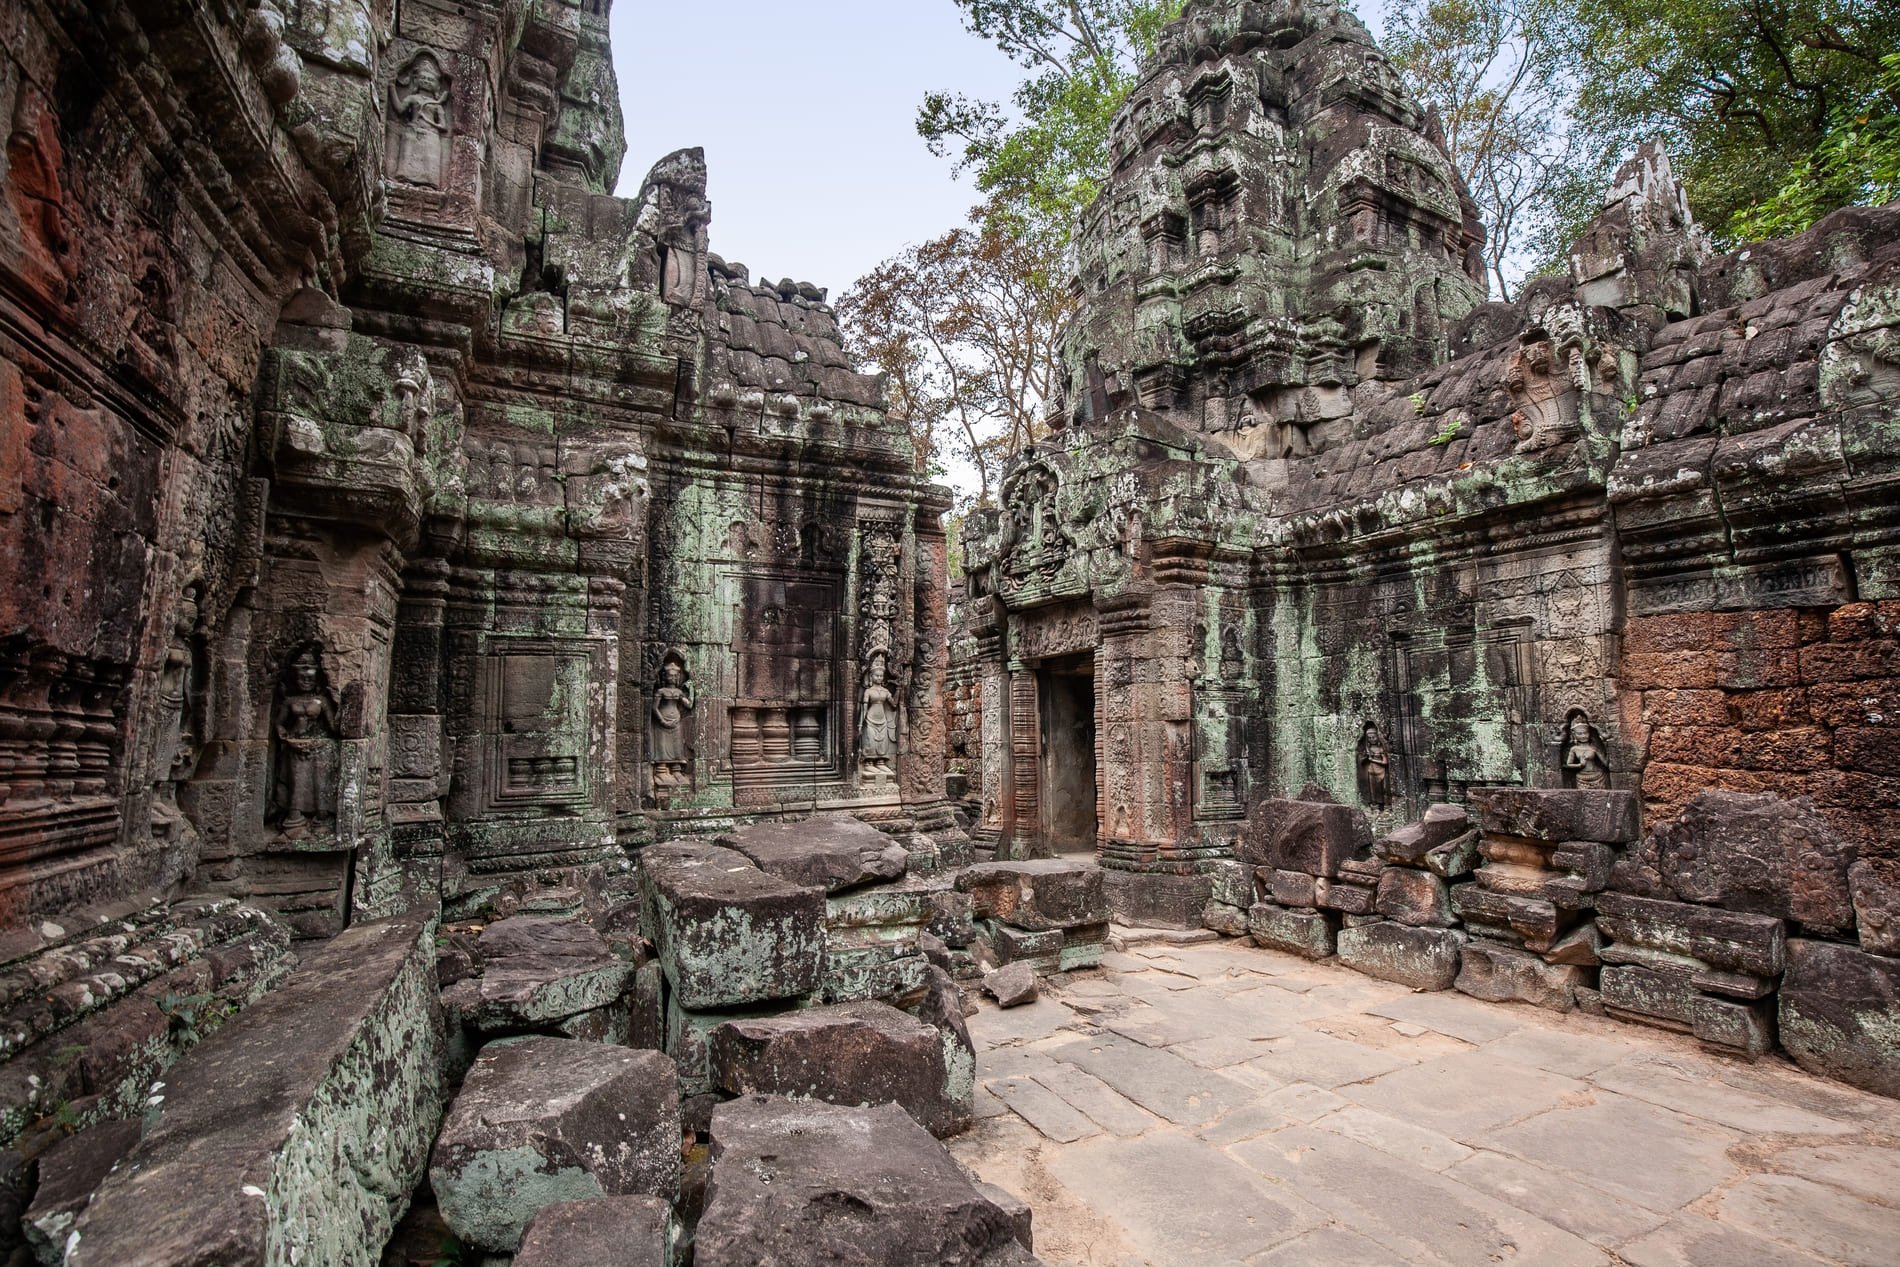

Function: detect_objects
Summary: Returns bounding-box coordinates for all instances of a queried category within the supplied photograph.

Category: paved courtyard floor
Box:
[948,934,1900,1267]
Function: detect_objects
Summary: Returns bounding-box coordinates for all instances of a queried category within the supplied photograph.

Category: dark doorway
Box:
[1037,654,1098,855]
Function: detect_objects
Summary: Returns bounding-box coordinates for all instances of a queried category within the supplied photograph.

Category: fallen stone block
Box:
[1101,870,1212,929]
[22,1118,140,1261]
[1596,890,1785,977]
[1206,859,1254,909]
[696,1097,1039,1267]
[462,916,636,1033]
[956,860,1108,931]
[431,1038,681,1252]
[1646,791,1856,931]
[640,843,825,1009]
[1455,940,1587,1011]
[1376,867,1455,927]
[1241,799,1372,877]
[1247,902,1337,959]
[1849,855,1900,956]
[914,965,976,1128]
[514,1196,674,1267]
[983,962,1039,1008]
[1450,885,1565,944]
[65,911,441,1267]
[1467,787,1638,843]
[1376,803,1471,866]
[976,1180,1034,1251]
[1057,923,1109,972]
[1779,939,1900,1099]
[1203,901,1250,937]
[719,814,908,893]
[1337,923,1465,991]
[1315,877,1376,915]
[1270,868,1318,907]
[1425,830,1482,878]
[710,999,968,1137]
[992,923,1064,966]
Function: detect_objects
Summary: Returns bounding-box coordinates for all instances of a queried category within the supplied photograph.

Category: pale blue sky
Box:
[609,1,1025,298]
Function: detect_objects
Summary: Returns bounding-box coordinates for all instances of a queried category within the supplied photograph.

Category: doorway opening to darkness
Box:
[1037,654,1098,856]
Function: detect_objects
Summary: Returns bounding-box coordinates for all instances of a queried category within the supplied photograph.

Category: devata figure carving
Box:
[388,52,451,188]
[1357,720,1391,810]
[649,652,695,792]
[1562,709,1611,789]
[155,581,202,793]
[271,643,339,838]
[858,650,899,782]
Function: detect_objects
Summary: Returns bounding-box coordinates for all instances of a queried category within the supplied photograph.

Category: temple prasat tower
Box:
[954,0,1900,939]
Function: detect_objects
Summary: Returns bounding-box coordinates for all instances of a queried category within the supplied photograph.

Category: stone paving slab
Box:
[950,935,1900,1267]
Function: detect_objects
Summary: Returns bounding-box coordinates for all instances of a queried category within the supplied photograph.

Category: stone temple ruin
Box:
[0,0,1895,1263]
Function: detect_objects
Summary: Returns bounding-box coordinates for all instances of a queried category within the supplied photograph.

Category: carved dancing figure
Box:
[388,52,451,187]
[155,582,202,796]
[1562,709,1611,789]
[858,651,899,781]
[1356,719,1391,810]
[272,643,339,837]
[649,653,695,791]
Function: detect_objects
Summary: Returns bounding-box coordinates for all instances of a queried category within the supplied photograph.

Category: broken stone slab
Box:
[1337,922,1466,990]
[1455,940,1587,1011]
[22,1118,140,1262]
[709,999,968,1137]
[1425,830,1482,878]
[1376,803,1472,865]
[1467,787,1639,843]
[955,860,1108,931]
[1596,890,1786,977]
[65,911,442,1267]
[717,813,908,893]
[1240,798,1373,877]
[639,843,825,1009]
[1450,884,1566,944]
[1376,867,1456,927]
[1247,902,1337,959]
[983,961,1039,1008]
[514,1196,674,1267]
[1848,855,1900,956]
[914,965,977,1126]
[1778,938,1900,1098]
[461,916,636,1033]
[696,1097,1039,1267]
[1600,963,1776,1058]
[975,1180,1034,1251]
[1314,877,1377,915]
[1646,791,1857,931]
[431,1038,681,1252]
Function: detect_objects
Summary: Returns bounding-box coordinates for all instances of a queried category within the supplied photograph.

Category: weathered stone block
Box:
[1779,939,1900,1098]
[914,965,976,1124]
[1455,941,1587,1011]
[1102,870,1213,929]
[22,1119,140,1261]
[983,961,1039,1008]
[696,1097,1037,1267]
[1337,923,1466,990]
[1206,859,1254,908]
[1202,901,1250,937]
[1690,993,1776,1058]
[1247,902,1337,959]
[719,813,908,893]
[463,916,636,1033]
[66,912,442,1267]
[1241,799,1373,877]
[1600,962,1699,1031]
[1648,791,1856,931]
[956,860,1108,931]
[710,999,969,1137]
[1425,830,1482,878]
[1271,868,1318,907]
[1315,876,1377,915]
[515,1196,674,1267]
[1849,855,1900,956]
[1376,803,1471,866]
[431,1038,681,1252]
[640,843,825,1009]
[1596,890,1786,977]
[1375,867,1455,927]
[993,923,1064,964]
[1467,788,1639,843]
[1450,885,1564,943]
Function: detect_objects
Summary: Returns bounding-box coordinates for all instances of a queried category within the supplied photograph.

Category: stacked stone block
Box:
[1332,803,1474,990]
[1237,796,1378,960]
[955,860,1111,974]
[1449,789,1635,1011]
